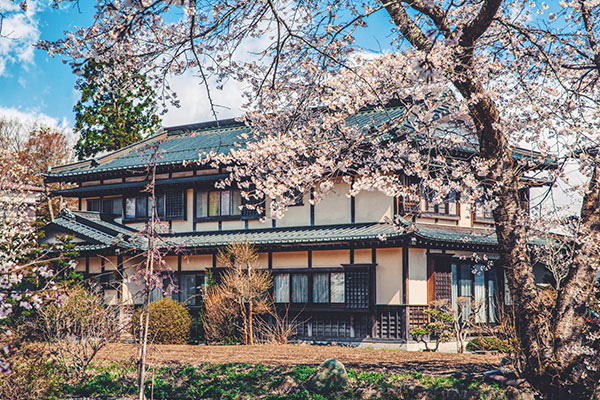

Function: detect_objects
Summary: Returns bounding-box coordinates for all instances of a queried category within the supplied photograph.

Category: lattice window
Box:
[376,306,404,340]
[241,194,263,220]
[408,305,428,330]
[345,270,369,309]
[434,263,452,301]
[165,192,184,219]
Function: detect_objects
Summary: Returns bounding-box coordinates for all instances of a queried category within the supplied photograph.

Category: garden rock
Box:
[506,387,536,400]
[358,387,380,399]
[305,358,349,393]
[274,375,299,394]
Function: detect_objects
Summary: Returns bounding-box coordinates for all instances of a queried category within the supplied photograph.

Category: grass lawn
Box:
[63,361,514,399]
[51,343,525,399]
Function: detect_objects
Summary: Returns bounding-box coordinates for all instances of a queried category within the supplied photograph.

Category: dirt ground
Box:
[96,343,502,375]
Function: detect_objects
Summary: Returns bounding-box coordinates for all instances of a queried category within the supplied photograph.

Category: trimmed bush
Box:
[133,298,192,344]
[466,336,512,353]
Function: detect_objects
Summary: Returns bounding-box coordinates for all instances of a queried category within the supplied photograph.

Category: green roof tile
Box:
[46,210,501,253]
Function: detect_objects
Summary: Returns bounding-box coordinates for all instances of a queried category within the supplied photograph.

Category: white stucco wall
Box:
[355,190,393,223]
[170,189,194,232]
[272,251,307,268]
[181,254,212,271]
[89,257,102,274]
[314,182,351,225]
[408,248,428,305]
[354,248,372,264]
[312,250,349,267]
[376,248,403,305]
[276,194,311,227]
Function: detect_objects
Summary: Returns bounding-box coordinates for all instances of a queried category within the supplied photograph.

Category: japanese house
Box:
[42,104,553,344]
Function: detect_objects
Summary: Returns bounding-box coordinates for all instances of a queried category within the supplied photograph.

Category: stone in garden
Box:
[506,387,535,400]
[274,375,299,394]
[305,358,349,393]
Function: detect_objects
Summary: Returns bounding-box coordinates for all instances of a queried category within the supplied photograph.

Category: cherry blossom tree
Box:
[0,136,77,374]
[38,0,600,397]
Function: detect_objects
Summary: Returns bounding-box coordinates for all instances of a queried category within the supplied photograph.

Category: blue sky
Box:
[0,1,97,128]
[0,1,395,130]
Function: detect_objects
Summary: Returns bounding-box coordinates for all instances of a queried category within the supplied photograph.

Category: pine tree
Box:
[73,60,161,160]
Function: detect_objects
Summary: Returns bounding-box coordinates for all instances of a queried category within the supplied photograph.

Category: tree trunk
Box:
[382,1,600,396]
[248,301,254,345]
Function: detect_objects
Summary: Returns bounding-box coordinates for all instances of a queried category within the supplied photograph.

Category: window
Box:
[102,198,123,216]
[330,273,345,303]
[449,262,499,323]
[345,270,369,308]
[87,197,122,216]
[154,192,185,220]
[274,274,290,303]
[178,273,208,305]
[396,175,421,215]
[196,189,242,218]
[475,197,493,221]
[86,198,100,212]
[124,196,150,220]
[291,274,308,303]
[124,192,184,221]
[422,186,458,216]
[135,197,147,219]
[313,272,345,303]
[274,269,366,307]
[285,188,304,206]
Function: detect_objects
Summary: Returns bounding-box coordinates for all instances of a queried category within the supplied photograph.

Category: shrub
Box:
[0,344,63,400]
[133,298,191,344]
[36,283,122,379]
[466,336,512,353]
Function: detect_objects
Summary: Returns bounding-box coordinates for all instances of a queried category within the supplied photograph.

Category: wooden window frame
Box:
[272,267,369,309]
[421,187,460,218]
[195,188,245,222]
[428,256,501,324]
[122,191,185,223]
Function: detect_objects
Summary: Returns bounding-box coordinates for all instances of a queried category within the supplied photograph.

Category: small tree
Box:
[410,302,454,352]
[203,243,272,345]
[36,283,121,380]
[73,60,161,160]
[451,297,486,354]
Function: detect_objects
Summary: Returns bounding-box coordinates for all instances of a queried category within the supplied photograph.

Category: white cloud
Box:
[161,71,248,127]
[160,20,276,127]
[0,0,41,76]
[0,105,71,132]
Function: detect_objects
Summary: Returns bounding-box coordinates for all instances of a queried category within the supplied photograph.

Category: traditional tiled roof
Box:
[46,106,412,182]
[47,210,499,253]
[45,102,555,184]
[45,210,139,252]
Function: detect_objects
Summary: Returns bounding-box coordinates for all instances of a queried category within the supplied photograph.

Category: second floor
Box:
[46,106,543,235]
[72,177,509,233]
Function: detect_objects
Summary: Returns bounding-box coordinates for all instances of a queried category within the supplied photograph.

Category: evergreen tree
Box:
[73,60,161,160]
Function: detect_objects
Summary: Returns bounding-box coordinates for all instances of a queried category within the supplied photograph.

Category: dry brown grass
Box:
[96,343,501,374]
